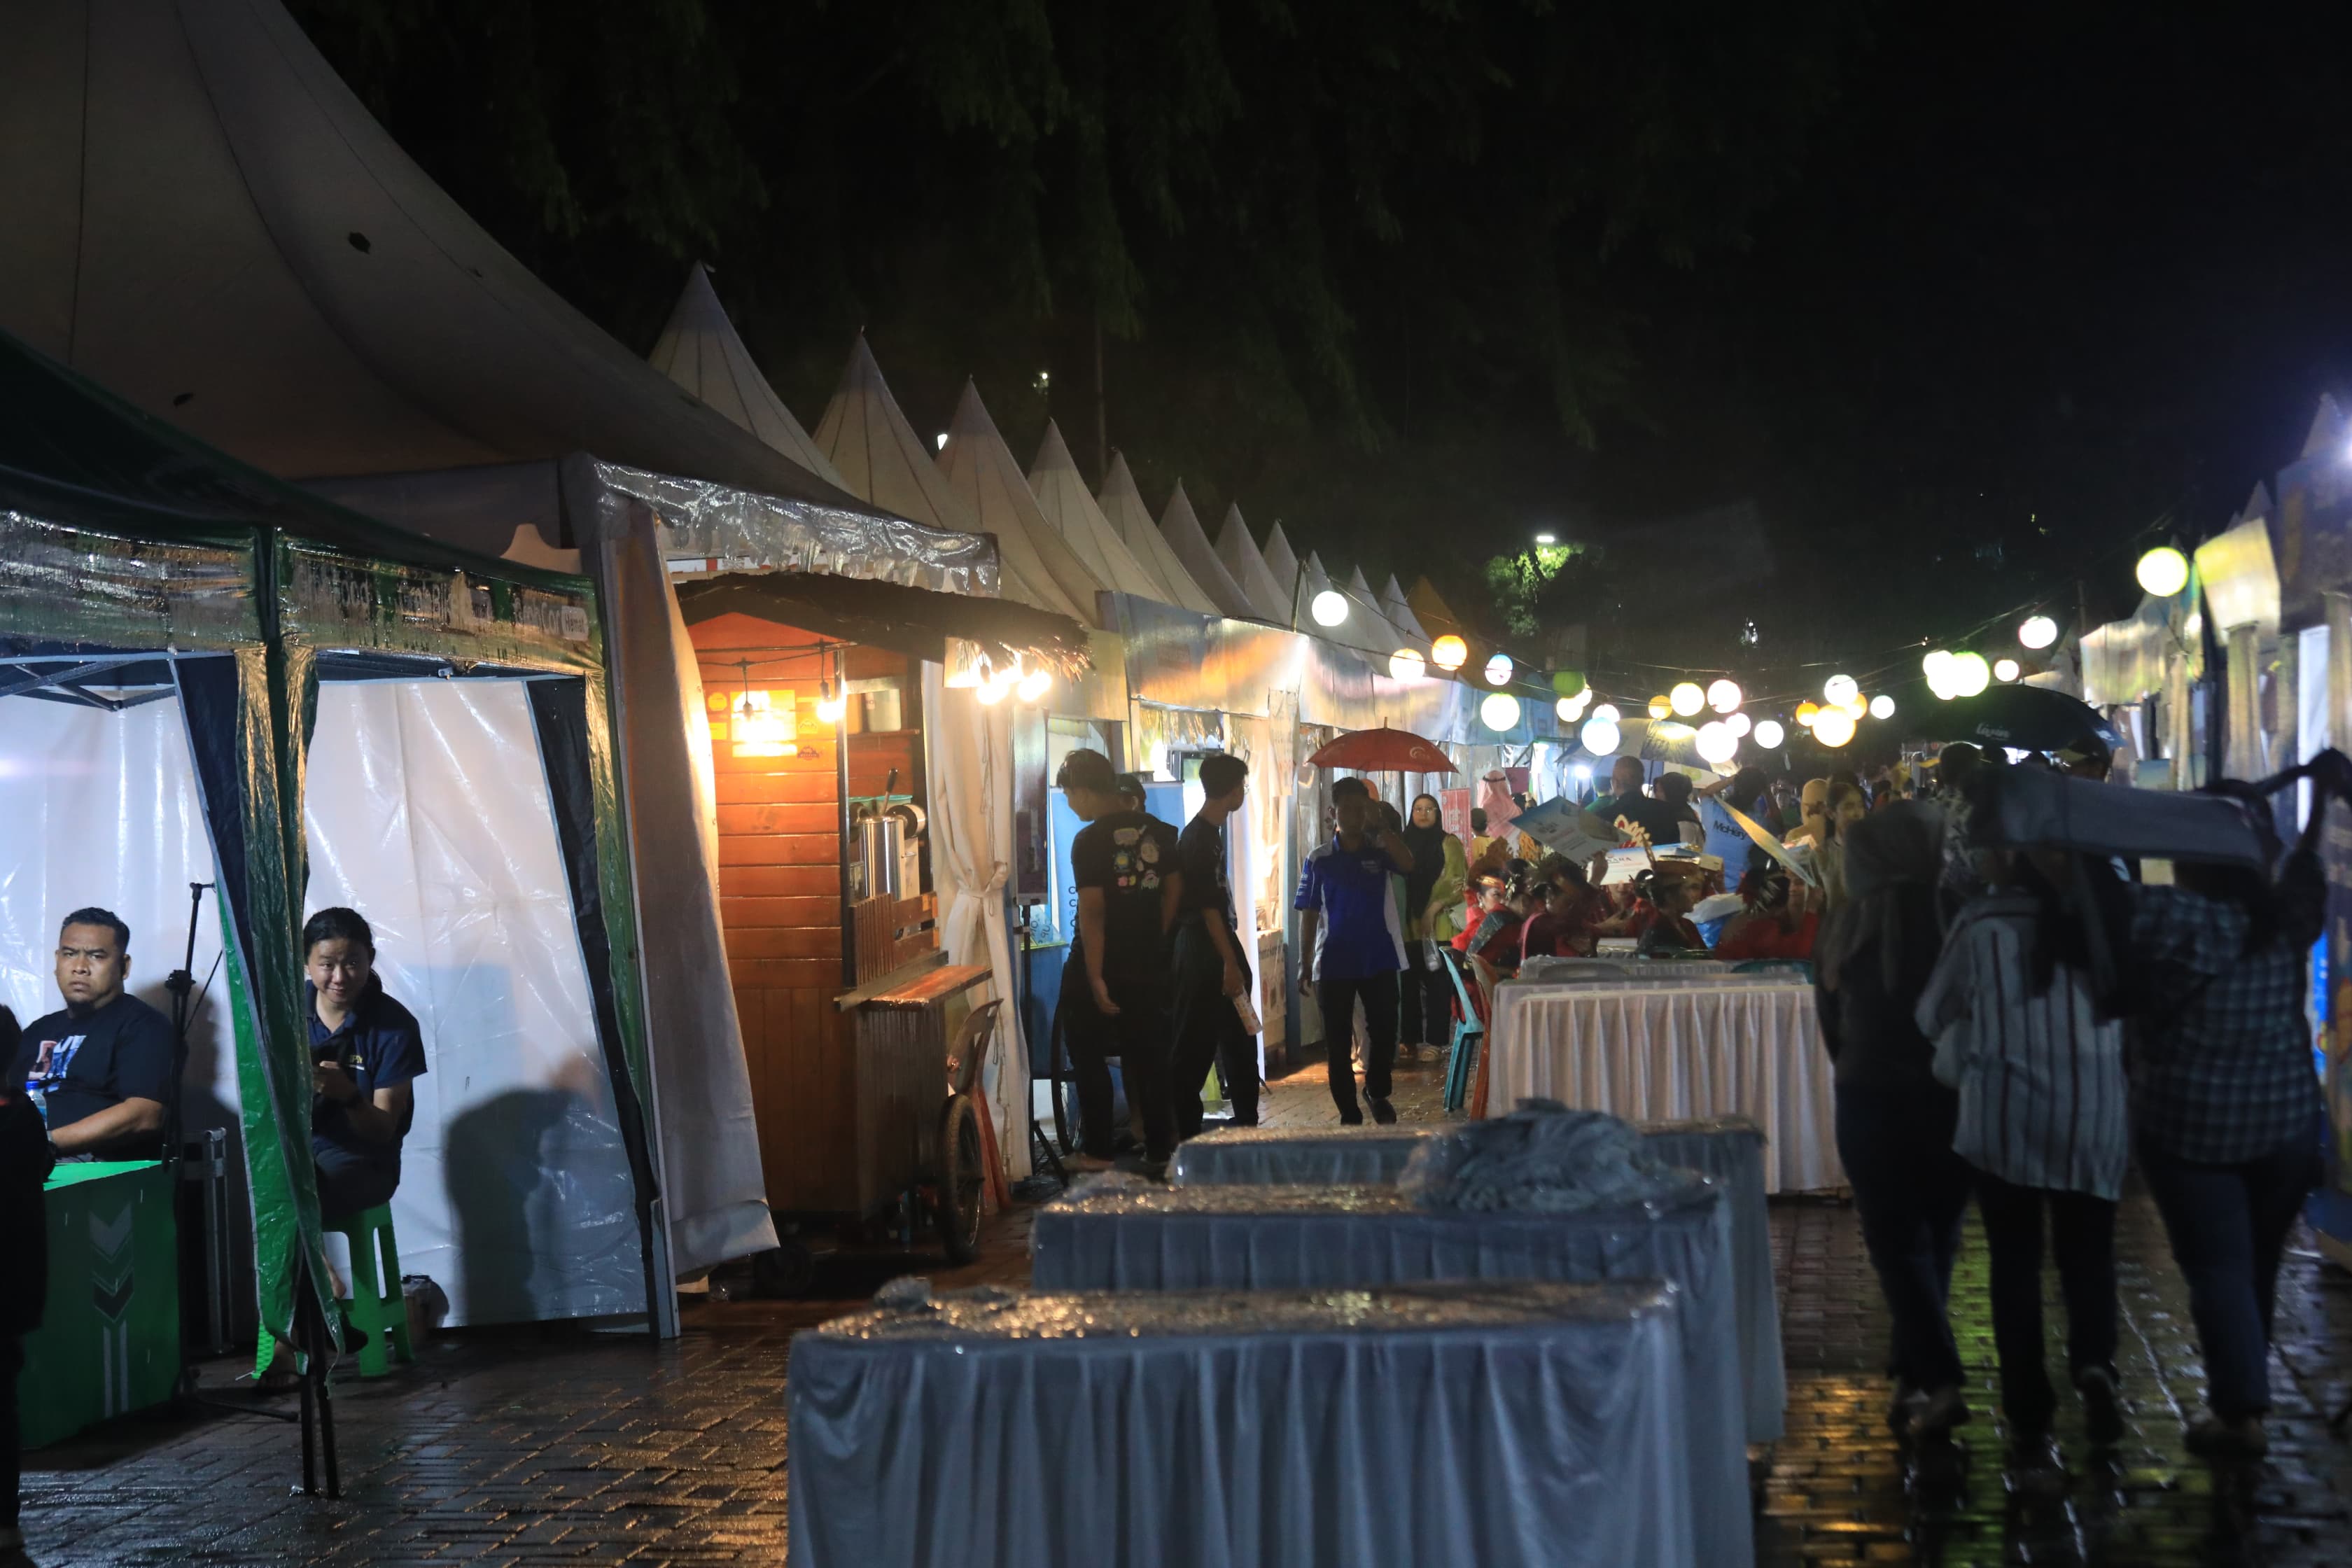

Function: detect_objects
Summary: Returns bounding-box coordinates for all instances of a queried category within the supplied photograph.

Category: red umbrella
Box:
[1307,725,1457,774]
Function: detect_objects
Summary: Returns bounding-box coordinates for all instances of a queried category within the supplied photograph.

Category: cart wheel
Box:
[934,1094,986,1264]
[752,1240,817,1298]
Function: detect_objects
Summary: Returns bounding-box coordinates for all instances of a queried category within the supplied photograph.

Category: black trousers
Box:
[1397,942,1452,1047]
[1972,1168,2119,1434]
[1835,1080,1972,1394]
[2,1334,19,1531]
[1060,972,1175,1161]
[1317,973,1398,1119]
[1170,923,1260,1140]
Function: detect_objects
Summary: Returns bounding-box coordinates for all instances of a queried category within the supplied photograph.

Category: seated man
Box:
[302,908,427,1219]
[12,908,175,1159]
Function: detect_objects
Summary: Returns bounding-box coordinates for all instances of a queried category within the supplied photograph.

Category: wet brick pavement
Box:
[17,1053,2352,1566]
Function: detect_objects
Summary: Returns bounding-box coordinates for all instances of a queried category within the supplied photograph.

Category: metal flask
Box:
[857,813,904,901]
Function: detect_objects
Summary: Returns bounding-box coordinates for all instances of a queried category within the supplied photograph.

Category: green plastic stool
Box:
[328,1203,414,1377]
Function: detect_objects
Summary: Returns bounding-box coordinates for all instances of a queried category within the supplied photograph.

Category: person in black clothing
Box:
[1169,753,1259,1139]
[10,908,176,1160]
[1058,748,1184,1169]
[302,908,428,1220]
[1,1034,54,1564]
[1814,802,1974,1441]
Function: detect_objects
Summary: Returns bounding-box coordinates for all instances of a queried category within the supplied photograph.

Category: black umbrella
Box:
[1915,684,2124,757]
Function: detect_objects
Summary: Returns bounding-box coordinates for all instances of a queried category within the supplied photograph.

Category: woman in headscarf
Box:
[1814,802,1974,1441]
[1397,792,1467,1063]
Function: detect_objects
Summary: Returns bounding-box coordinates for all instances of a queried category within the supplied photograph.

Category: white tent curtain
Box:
[921,663,1032,1180]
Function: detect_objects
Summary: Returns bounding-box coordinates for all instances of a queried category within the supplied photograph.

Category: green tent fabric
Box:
[1,327,654,1365]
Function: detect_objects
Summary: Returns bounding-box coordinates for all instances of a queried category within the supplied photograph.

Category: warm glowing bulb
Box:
[1555,695,1584,722]
[1480,692,1521,732]
[1310,589,1349,626]
[976,678,1009,706]
[1591,704,1619,724]
[2019,615,2058,650]
[1016,668,1053,702]
[1430,635,1468,671]
[1707,678,1742,713]
[1795,701,1820,727]
[1845,694,1868,720]
[1390,648,1427,682]
[816,694,846,724]
[1580,717,1620,755]
[1869,694,1895,720]
[1947,652,1991,697]
[1726,712,1751,737]
[1648,694,1672,719]
[1695,721,1738,766]
[2136,546,2190,598]
[1823,673,1858,707]
[1994,657,2021,682]
[1812,709,1856,748]
[1484,652,1515,686]
[1754,720,1785,748]
[1670,682,1705,716]
[1923,650,1956,698]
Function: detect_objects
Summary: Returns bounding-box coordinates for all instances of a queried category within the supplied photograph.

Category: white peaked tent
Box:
[1262,522,1301,602]
[1027,421,1168,603]
[1382,574,1431,645]
[1217,505,1295,623]
[939,383,1112,625]
[1098,454,1222,615]
[0,0,855,506]
[1161,482,1263,621]
[1347,566,1408,651]
[812,339,1079,620]
[648,264,846,486]
[1296,551,1397,657]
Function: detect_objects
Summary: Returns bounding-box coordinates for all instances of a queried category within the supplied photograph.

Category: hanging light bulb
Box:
[1484,652,1515,686]
[1695,721,1738,766]
[1923,650,1956,698]
[1754,719,1786,748]
[1480,692,1521,732]
[1823,673,1859,707]
[1590,703,1619,725]
[1812,709,1856,748]
[1670,681,1705,716]
[816,676,846,724]
[1947,652,1991,697]
[1430,634,1469,671]
[1868,694,1895,720]
[1844,693,1868,720]
[2018,614,2059,649]
[1016,666,1054,703]
[1726,712,1752,737]
[1555,695,1585,722]
[1648,694,1672,719]
[2136,545,2190,598]
[1390,648,1427,682]
[1994,657,2021,682]
[1706,678,1742,713]
[1580,716,1620,755]
[1310,589,1350,626]
[1795,701,1820,727]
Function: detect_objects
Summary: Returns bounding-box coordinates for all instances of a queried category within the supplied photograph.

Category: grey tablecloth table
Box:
[1170,1116,1784,1442]
[788,1281,1695,1568]
[1031,1179,1750,1568]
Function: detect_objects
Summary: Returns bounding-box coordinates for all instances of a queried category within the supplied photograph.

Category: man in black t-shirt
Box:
[1169,752,1259,1138]
[1057,748,1184,1168]
[10,908,176,1161]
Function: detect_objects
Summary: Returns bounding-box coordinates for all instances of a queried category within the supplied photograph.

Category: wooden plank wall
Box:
[691,610,924,1217]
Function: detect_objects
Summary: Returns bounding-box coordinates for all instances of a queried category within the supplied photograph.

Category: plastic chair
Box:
[1439,948,1487,1114]
[327,1203,414,1378]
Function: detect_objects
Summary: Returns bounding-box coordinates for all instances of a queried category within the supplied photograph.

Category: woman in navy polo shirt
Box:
[303,908,428,1219]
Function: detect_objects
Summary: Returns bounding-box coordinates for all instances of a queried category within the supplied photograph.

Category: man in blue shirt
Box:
[1295,776,1415,1124]
[302,907,428,1219]
[12,908,176,1160]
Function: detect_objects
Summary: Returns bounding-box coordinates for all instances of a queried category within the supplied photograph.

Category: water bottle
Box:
[24,1074,48,1128]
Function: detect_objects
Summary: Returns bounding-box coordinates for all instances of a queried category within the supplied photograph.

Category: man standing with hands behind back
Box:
[1170,752,1259,1138]
[1296,776,1415,1124]
[1056,749,1183,1171]
[11,909,176,1161]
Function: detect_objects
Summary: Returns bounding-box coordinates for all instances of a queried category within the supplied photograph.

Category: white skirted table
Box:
[1168,1116,1784,1443]
[1030,1179,1750,1568]
[788,1281,1697,1568]
[1485,980,1844,1192]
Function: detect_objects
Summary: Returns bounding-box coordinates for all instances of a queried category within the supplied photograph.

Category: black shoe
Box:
[2076,1366,2125,1445]
[2183,1413,2268,1460]
[1369,1098,1398,1125]
[1339,1110,1365,1126]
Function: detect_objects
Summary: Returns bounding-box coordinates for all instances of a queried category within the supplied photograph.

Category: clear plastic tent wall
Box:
[0,345,666,1349]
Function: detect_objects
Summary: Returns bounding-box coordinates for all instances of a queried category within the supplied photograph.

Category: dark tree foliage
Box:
[288,0,1863,610]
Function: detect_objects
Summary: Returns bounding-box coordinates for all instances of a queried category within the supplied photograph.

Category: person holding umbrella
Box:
[1295,776,1415,1124]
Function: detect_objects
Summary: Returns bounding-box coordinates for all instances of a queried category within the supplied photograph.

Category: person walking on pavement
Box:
[1814,804,1977,1442]
[1396,794,1466,1063]
[2113,779,2329,1460]
[1295,776,1415,1124]
[1169,753,1260,1138]
[1919,848,2130,1475]
[2,1004,53,1568]
[1056,748,1184,1170]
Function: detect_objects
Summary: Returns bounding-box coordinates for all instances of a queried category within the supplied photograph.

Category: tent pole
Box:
[836,645,857,988]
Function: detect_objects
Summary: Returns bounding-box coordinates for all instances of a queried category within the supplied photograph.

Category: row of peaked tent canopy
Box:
[649,264,1458,659]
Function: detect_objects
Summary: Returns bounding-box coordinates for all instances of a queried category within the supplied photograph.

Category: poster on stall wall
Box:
[1440,787,1472,844]
[2318,803,2352,1264]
